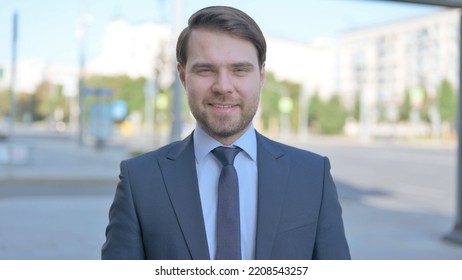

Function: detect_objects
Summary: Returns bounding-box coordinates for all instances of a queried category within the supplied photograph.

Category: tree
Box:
[307,94,348,134]
[0,89,8,117]
[307,92,322,127]
[437,78,457,125]
[35,81,53,119]
[261,72,284,130]
[11,81,70,123]
[398,90,411,121]
[86,75,145,115]
[286,81,300,133]
[419,87,430,123]
[317,95,348,134]
[351,91,360,121]
[15,92,37,121]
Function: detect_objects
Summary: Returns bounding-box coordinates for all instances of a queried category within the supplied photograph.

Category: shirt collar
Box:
[193,123,257,163]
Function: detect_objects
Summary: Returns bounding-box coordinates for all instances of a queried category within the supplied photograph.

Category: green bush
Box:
[438,79,457,125]
[308,94,347,134]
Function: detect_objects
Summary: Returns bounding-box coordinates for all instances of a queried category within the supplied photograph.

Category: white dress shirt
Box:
[193,124,258,260]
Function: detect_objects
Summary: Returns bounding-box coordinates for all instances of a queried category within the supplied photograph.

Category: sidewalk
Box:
[0,131,133,183]
[1,132,462,259]
[0,133,129,259]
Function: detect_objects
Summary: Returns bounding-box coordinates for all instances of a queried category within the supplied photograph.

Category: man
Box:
[102,6,350,260]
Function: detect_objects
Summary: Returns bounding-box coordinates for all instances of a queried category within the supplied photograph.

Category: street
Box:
[0,132,461,259]
[303,139,457,216]
[293,138,460,259]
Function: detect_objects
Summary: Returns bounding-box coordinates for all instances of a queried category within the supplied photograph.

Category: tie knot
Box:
[212,146,241,166]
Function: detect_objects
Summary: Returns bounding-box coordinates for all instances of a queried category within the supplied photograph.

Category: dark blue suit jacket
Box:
[102,131,350,259]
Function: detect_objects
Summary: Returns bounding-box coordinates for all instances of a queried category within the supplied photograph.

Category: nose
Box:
[212,71,233,94]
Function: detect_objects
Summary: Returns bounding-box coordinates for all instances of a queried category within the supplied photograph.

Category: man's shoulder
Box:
[257,133,325,161]
[124,136,192,166]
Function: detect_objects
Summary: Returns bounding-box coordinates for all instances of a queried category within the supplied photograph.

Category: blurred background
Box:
[0,0,461,259]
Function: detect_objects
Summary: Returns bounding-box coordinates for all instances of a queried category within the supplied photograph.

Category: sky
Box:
[0,0,442,69]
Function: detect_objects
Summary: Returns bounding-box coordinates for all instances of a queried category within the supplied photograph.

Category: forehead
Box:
[186,29,258,65]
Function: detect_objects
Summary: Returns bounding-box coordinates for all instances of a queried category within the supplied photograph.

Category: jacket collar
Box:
[255,132,289,259]
[160,133,211,259]
[160,132,289,260]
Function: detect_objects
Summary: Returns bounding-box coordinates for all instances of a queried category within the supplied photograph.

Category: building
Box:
[266,37,337,99]
[87,18,174,89]
[337,8,459,121]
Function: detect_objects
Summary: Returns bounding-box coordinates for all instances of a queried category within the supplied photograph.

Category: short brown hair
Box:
[176,6,266,68]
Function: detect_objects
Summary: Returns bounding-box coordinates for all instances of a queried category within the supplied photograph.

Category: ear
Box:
[177,63,186,86]
[259,63,266,89]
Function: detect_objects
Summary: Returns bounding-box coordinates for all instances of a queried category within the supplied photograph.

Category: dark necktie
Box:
[212,146,242,260]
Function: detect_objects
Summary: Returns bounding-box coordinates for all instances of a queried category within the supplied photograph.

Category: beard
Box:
[199,112,250,139]
[189,95,259,140]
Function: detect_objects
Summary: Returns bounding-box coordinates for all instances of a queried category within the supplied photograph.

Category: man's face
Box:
[178,29,265,145]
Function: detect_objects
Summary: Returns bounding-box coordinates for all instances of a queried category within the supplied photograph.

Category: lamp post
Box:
[76,10,93,146]
[443,9,462,245]
[7,11,18,178]
[170,0,183,142]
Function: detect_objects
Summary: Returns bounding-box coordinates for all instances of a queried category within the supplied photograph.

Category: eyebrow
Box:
[190,62,256,70]
[232,62,255,69]
[190,63,214,71]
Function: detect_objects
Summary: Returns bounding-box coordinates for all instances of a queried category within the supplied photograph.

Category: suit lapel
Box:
[158,134,210,260]
[255,134,290,259]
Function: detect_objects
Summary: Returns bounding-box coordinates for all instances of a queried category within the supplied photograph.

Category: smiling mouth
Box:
[209,103,239,114]
[211,104,236,109]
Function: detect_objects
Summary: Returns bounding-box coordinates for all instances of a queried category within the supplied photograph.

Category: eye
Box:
[195,67,215,76]
[234,67,250,76]
[232,63,254,76]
